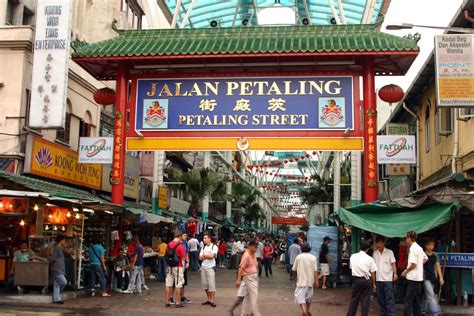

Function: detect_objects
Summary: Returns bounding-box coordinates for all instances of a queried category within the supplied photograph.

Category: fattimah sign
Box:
[78,137,113,164]
[377,135,416,164]
[435,34,474,107]
[29,0,72,129]
[134,77,354,131]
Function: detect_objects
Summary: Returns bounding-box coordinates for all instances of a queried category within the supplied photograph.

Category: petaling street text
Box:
[146,80,342,97]
[178,114,309,126]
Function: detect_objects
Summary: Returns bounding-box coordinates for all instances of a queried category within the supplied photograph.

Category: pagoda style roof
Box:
[72,24,419,80]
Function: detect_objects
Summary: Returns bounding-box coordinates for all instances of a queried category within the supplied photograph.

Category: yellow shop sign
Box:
[24,136,102,190]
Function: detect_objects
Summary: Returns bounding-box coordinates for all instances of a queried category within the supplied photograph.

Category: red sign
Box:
[272,217,307,225]
[112,112,124,185]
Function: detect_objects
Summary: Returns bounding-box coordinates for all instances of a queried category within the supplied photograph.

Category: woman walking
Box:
[263,240,274,277]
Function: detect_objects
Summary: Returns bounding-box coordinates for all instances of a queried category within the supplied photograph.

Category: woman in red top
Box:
[263,240,274,277]
[218,239,227,268]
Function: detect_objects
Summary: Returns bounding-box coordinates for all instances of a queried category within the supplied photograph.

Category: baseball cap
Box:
[323,236,332,242]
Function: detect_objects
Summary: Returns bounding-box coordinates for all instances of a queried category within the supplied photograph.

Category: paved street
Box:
[0,266,377,316]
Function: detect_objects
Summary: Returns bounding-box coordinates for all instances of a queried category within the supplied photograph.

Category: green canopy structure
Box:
[335,201,461,238]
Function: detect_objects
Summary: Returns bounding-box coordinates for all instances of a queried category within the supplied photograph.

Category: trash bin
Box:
[14,261,49,288]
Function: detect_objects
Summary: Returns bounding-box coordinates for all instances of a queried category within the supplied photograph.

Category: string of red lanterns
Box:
[246,151,318,171]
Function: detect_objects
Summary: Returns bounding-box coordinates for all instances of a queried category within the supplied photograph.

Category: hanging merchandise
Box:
[177,220,186,233]
[125,231,133,240]
[187,219,197,236]
[111,230,119,241]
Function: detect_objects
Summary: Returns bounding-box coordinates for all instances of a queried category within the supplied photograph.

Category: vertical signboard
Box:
[435,35,474,107]
[29,0,72,128]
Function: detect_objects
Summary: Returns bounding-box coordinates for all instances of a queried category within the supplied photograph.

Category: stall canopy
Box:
[335,201,461,238]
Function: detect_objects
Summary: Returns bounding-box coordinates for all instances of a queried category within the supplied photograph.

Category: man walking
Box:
[88,237,111,297]
[288,239,302,281]
[318,236,332,289]
[124,236,145,294]
[401,231,427,316]
[188,234,200,272]
[373,236,397,316]
[51,235,67,304]
[255,236,264,277]
[199,233,218,307]
[165,231,186,308]
[292,242,319,316]
[347,240,377,316]
[236,239,261,316]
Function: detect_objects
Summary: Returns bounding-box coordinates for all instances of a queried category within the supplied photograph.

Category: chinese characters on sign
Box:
[112,112,124,185]
[366,109,377,187]
[29,0,72,128]
[134,77,354,132]
[435,35,474,107]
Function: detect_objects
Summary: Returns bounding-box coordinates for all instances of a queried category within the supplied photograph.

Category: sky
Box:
[376,0,465,127]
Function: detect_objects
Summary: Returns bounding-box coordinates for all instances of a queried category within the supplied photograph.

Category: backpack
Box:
[165,242,180,267]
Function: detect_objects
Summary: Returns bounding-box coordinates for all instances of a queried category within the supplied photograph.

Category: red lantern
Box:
[378,84,404,104]
[305,154,310,158]
[93,87,116,105]
[312,151,317,155]
[295,158,299,161]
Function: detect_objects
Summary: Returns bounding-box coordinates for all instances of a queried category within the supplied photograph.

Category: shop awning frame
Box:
[335,200,462,238]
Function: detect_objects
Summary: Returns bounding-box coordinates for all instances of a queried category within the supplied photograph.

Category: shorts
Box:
[294,286,314,305]
[165,267,185,288]
[201,267,216,292]
[320,263,330,276]
[280,254,285,262]
[237,282,248,297]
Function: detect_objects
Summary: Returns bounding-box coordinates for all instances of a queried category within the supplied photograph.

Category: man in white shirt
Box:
[187,235,200,272]
[288,239,302,281]
[231,237,244,270]
[373,236,397,316]
[292,243,319,316]
[401,230,428,316]
[255,236,264,277]
[199,233,218,307]
[347,240,377,316]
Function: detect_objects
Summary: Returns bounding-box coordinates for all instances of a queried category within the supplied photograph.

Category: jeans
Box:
[157,256,167,281]
[404,280,422,316]
[257,258,263,277]
[421,280,441,316]
[127,265,143,293]
[376,281,397,316]
[189,251,200,271]
[347,277,372,316]
[53,274,67,302]
[397,268,407,302]
[89,265,107,293]
[115,270,129,290]
[263,258,273,277]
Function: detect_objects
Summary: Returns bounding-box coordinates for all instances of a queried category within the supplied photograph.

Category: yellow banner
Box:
[158,186,168,209]
[29,137,102,190]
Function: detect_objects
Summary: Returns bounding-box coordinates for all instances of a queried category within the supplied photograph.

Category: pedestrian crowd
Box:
[47,229,446,316]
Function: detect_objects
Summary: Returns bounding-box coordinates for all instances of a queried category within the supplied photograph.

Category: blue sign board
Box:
[438,253,474,268]
[134,76,354,132]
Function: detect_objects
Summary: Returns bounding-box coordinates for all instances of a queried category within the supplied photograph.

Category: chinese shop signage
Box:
[24,136,102,190]
[435,35,474,107]
[377,135,416,164]
[29,0,72,128]
[134,77,354,132]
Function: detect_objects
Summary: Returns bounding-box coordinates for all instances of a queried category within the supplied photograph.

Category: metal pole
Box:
[76,209,85,289]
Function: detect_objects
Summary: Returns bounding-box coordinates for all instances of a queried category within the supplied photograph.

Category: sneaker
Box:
[122,290,134,294]
[181,297,192,304]
[149,275,157,280]
[143,285,150,291]
[168,299,175,305]
[116,289,123,293]
[175,303,185,308]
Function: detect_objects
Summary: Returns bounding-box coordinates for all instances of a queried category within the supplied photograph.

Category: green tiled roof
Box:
[72,24,418,59]
[0,171,100,201]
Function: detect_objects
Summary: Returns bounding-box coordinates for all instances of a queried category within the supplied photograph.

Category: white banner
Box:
[435,34,474,107]
[78,137,113,164]
[169,197,191,215]
[377,135,416,164]
[29,0,72,128]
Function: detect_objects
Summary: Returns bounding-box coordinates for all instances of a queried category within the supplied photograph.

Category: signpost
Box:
[438,253,474,268]
[435,34,474,107]
[29,0,72,129]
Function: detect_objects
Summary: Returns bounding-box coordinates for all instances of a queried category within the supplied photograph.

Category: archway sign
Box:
[72,24,419,205]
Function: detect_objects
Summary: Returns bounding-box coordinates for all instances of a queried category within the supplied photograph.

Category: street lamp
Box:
[386,23,474,34]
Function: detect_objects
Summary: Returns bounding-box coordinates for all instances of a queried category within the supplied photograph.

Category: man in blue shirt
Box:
[88,237,110,297]
[124,235,145,294]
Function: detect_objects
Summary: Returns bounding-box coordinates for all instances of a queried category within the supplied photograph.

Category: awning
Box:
[335,201,461,238]
[142,212,173,224]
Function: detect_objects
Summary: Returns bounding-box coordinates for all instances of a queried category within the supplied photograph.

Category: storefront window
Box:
[56,113,71,144]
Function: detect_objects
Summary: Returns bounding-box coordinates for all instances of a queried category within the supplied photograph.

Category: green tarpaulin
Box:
[336,201,461,238]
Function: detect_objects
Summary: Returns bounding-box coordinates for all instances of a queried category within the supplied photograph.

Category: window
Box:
[122,0,143,29]
[56,113,71,144]
[425,105,430,152]
[79,120,91,137]
[25,89,31,123]
[439,107,454,135]
[22,7,34,25]
[461,107,474,120]
[99,112,114,137]
[435,110,441,145]
[6,0,15,25]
